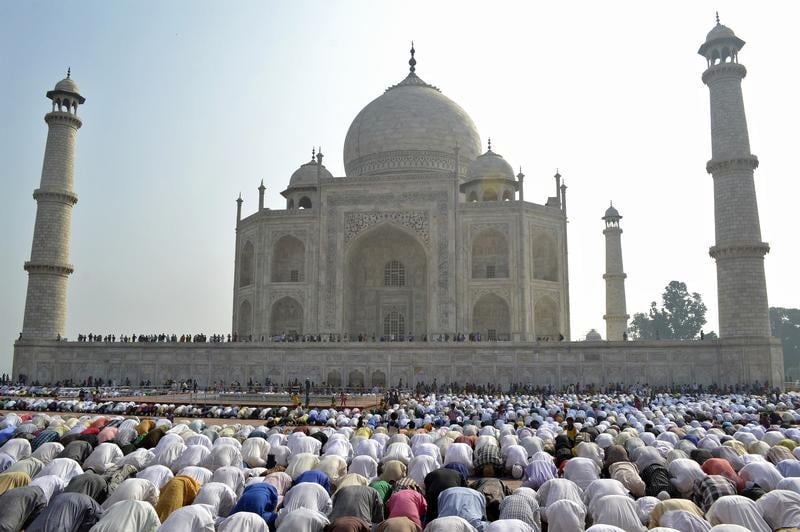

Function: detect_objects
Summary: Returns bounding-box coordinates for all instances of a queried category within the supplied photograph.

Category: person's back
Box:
[437,486,487,531]
[424,468,467,521]
[329,485,384,524]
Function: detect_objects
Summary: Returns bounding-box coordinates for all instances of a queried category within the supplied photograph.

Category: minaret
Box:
[699,16,771,337]
[258,180,265,211]
[20,72,85,340]
[603,203,628,341]
[236,193,243,226]
[517,168,525,201]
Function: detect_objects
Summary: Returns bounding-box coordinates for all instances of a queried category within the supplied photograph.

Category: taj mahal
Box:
[13,19,785,389]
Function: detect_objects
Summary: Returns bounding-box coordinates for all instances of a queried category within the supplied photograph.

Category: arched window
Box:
[383,310,405,338]
[272,235,305,282]
[467,191,478,202]
[287,198,295,209]
[483,189,498,201]
[472,229,509,279]
[298,196,312,209]
[239,241,255,287]
[383,260,405,287]
[502,189,513,201]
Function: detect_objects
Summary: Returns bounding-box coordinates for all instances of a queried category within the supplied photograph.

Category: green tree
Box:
[628,281,710,340]
[769,307,800,380]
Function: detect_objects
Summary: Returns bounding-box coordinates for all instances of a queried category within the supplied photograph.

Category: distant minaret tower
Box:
[21,71,85,340]
[699,16,771,337]
[603,203,628,341]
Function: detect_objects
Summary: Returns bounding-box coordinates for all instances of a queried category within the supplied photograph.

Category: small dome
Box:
[54,77,80,94]
[585,329,602,341]
[603,204,621,219]
[466,149,515,182]
[705,23,736,43]
[289,158,332,187]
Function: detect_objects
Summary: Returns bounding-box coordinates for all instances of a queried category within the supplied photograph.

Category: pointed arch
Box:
[239,241,255,287]
[467,191,478,202]
[270,296,303,335]
[298,196,312,209]
[472,229,509,279]
[483,189,498,201]
[272,235,305,282]
[472,293,510,340]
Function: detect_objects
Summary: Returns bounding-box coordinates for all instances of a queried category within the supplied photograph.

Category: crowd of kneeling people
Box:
[0,391,799,531]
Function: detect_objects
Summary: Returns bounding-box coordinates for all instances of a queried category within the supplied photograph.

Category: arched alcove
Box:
[534,297,560,338]
[344,224,428,338]
[271,235,305,282]
[371,370,386,388]
[238,300,252,339]
[349,370,365,388]
[298,196,312,209]
[270,296,303,335]
[472,229,509,279]
[239,241,255,287]
[533,233,559,281]
[327,370,342,388]
[472,293,510,340]
[483,189,498,201]
[467,191,478,202]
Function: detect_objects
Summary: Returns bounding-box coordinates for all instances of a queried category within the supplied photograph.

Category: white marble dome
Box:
[343,72,481,177]
[54,77,80,94]
[466,148,515,182]
[290,157,332,187]
[705,23,736,43]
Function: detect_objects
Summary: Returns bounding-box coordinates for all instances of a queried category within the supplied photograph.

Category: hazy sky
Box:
[2,2,798,374]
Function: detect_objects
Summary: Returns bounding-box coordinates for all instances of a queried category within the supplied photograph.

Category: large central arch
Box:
[344,224,429,338]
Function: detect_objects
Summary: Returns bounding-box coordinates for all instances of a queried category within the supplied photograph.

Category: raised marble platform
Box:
[13,336,784,389]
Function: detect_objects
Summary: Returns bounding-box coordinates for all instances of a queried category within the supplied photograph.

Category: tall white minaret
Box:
[603,203,628,341]
[21,72,85,340]
[699,16,771,338]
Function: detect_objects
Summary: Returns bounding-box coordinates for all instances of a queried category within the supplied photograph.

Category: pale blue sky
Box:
[2,2,798,374]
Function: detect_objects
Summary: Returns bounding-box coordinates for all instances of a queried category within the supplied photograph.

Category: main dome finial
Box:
[409,41,416,73]
[715,11,720,25]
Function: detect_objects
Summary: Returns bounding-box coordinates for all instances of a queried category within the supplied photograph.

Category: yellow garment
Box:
[380,460,408,483]
[155,474,200,522]
[649,499,704,528]
[355,427,372,439]
[723,439,747,455]
[137,419,155,435]
[778,439,797,451]
[0,472,31,495]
